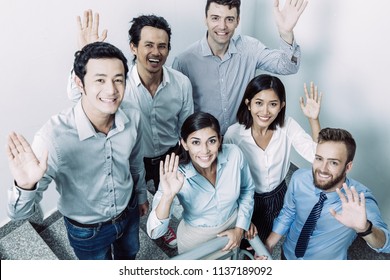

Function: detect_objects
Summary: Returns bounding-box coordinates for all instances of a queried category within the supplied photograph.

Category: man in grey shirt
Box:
[172,0,307,134]
[7,42,148,260]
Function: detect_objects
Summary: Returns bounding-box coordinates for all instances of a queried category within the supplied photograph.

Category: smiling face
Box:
[205,2,239,50]
[181,127,221,172]
[130,26,169,77]
[77,58,125,120]
[312,141,353,191]
[246,89,285,130]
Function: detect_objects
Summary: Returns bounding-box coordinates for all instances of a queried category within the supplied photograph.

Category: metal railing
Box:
[170,235,272,260]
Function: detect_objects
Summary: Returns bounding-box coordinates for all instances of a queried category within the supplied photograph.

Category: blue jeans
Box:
[64,196,140,260]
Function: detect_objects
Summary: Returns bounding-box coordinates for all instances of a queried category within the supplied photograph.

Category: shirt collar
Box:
[74,100,129,141]
[314,177,351,202]
[200,32,239,57]
[131,64,169,87]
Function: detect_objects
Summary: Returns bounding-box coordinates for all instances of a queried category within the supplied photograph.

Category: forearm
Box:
[362,226,387,249]
[155,193,175,220]
[279,31,294,46]
[308,117,321,142]
[7,184,40,220]
[266,231,283,252]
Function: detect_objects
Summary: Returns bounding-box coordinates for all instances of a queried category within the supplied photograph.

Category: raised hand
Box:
[159,153,184,199]
[76,9,108,50]
[273,0,308,44]
[330,184,368,232]
[6,132,48,189]
[300,81,322,120]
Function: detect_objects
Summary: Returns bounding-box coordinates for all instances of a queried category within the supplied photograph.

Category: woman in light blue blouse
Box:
[147,112,256,255]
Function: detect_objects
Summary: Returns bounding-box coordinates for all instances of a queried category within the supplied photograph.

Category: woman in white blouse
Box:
[147,112,256,255]
[224,74,322,242]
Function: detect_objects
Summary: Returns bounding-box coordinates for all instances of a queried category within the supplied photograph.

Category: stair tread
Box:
[0,221,58,260]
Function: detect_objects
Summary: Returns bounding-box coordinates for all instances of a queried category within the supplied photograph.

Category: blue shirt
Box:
[147,144,255,238]
[7,101,147,224]
[273,168,390,259]
[68,64,194,158]
[172,34,301,134]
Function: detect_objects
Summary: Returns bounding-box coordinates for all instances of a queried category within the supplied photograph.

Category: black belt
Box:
[65,206,129,228]
[144,143,179,165]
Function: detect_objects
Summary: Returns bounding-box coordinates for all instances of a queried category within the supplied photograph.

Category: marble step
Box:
[0,221,58,260]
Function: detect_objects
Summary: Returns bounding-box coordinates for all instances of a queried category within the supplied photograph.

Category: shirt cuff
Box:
[147,210,170,239]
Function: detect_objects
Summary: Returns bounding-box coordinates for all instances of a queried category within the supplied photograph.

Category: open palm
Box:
[6,132,48,189]
[273,0,308,34]
[300,82,322,120]
[159,153,184,197]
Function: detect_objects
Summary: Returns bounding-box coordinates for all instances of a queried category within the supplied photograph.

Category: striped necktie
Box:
[295,192,327,258]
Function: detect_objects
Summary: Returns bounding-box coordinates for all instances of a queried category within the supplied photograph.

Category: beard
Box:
[312,166,347,191]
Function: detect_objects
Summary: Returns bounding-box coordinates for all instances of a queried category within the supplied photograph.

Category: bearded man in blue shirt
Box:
[265,128,390,260]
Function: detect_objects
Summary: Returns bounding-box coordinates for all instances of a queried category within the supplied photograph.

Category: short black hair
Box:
[73,41,128,85]
[128,14,172,62]
[205,0,241,17]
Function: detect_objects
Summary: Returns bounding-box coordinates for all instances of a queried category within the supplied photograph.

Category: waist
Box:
[64,191,135,228]
[65,207,128,228]
[144,142,179,165]
[255,180,287,198]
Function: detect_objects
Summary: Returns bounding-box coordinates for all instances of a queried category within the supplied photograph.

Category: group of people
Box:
[6,0,390,260]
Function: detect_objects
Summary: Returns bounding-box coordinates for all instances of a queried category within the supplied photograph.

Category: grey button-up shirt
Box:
[173,34,301,134]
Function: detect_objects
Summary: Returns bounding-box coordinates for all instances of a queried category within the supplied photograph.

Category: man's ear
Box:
[130,42,137,55]
[345,161,353,173]
[74,75,85,95]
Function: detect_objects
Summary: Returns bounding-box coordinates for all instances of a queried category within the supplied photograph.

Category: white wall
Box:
[1,0,389,227]
[249,0,390,225]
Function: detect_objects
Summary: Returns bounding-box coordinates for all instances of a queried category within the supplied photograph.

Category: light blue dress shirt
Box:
[68,64,194,158]
[172,34,301,134]
[273,168,390,259]
[122,65,193,157]
[8,101,147,224]
[147,144,255,238]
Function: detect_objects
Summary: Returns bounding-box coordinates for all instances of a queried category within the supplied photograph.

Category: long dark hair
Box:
[176,112,222,165]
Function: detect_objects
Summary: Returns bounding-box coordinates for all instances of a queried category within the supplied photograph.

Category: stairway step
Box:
[0,221,58,260]
[137,228,169,260]
[39,218,77,260]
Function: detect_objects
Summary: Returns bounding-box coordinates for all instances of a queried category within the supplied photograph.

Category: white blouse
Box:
[224,117,316,193]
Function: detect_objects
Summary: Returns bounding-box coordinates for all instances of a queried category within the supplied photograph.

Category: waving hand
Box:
[6,132,48,189]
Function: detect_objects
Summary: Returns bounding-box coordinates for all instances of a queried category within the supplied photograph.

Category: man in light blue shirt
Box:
[172,0,307,134]
[266,128,390,259]
[7,42,148,260]
[68,11,194,248]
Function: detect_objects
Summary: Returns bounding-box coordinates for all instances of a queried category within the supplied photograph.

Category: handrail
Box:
[170,235,272,260]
